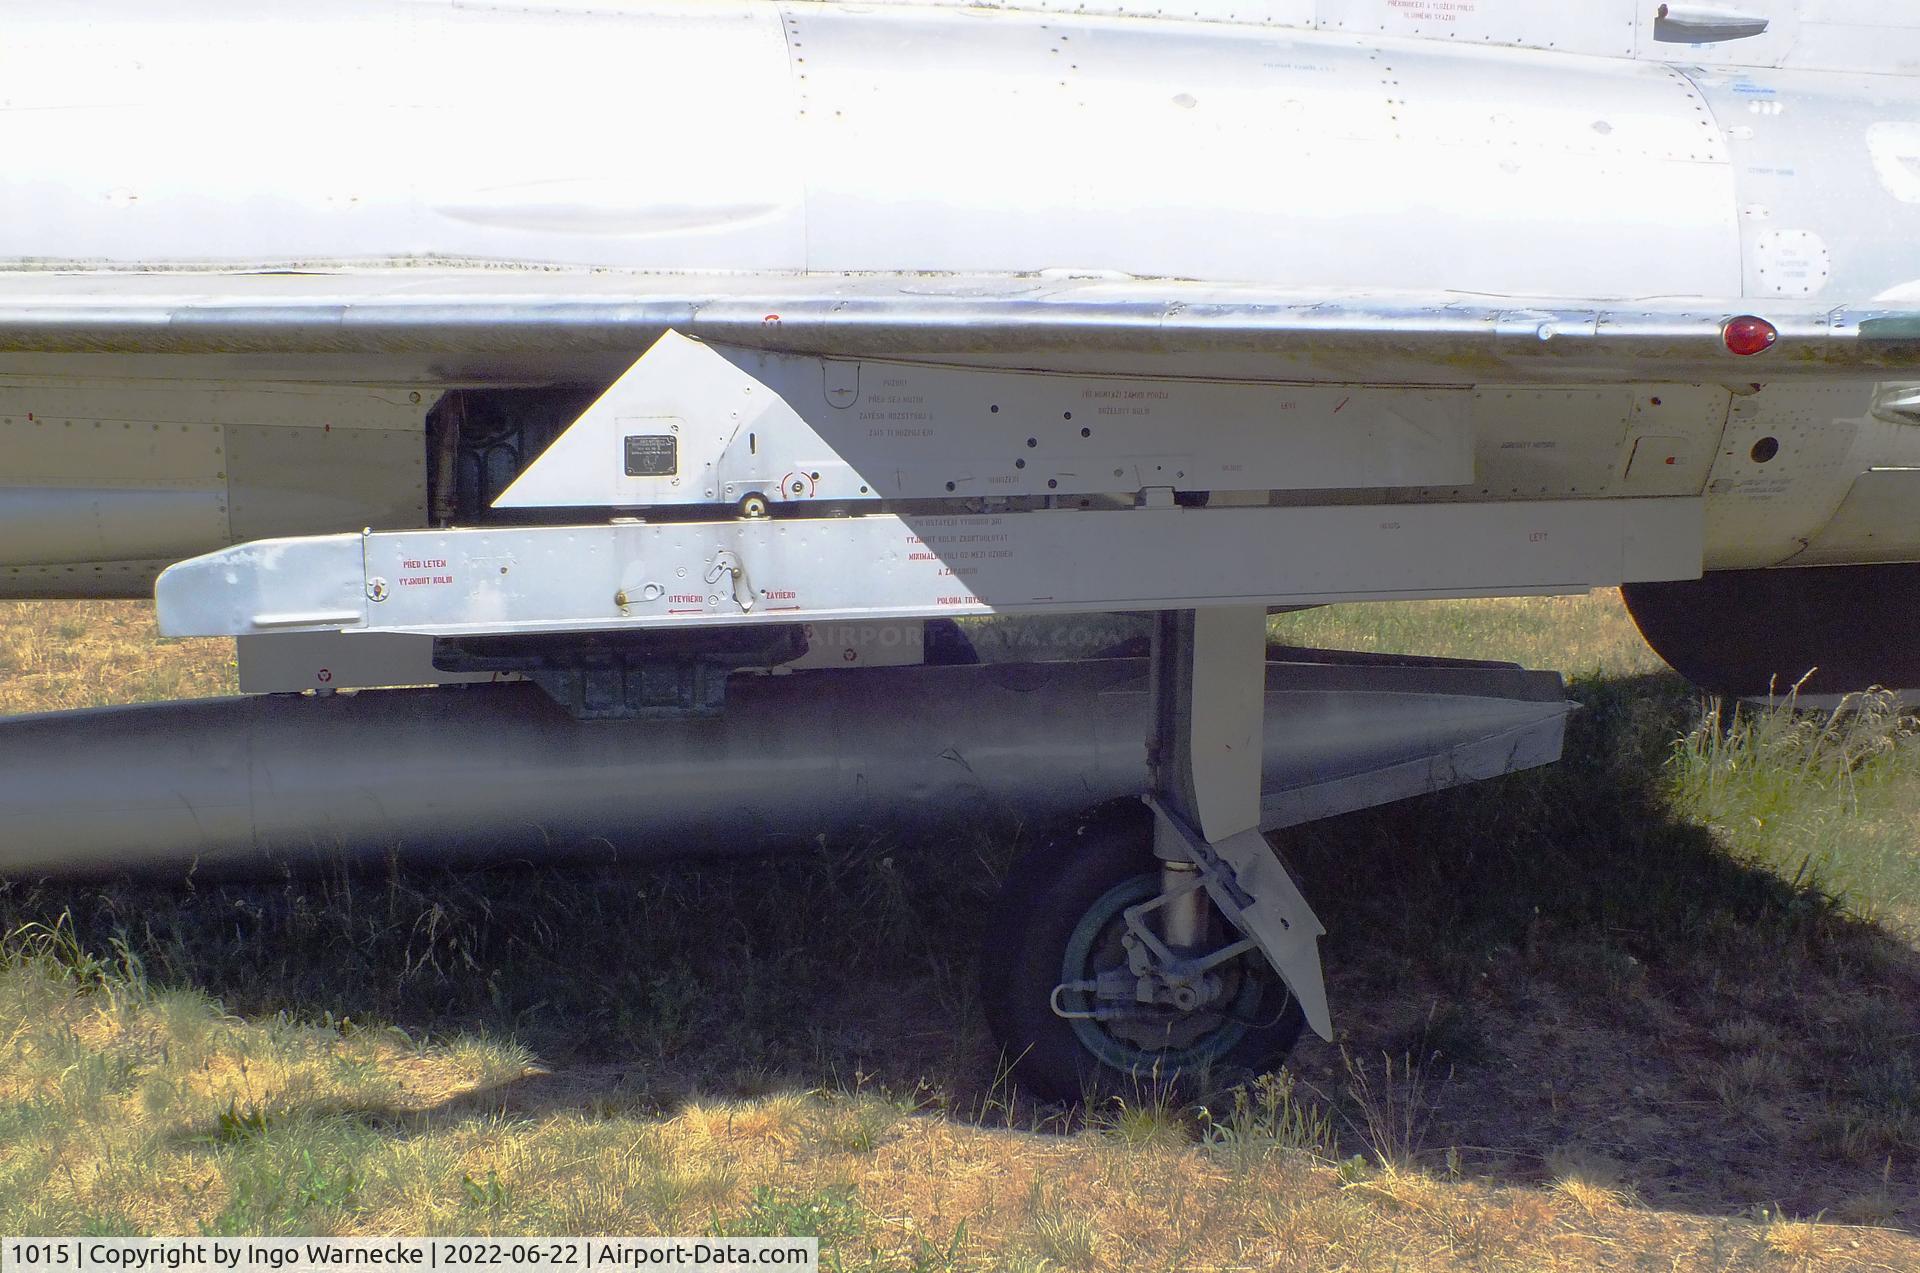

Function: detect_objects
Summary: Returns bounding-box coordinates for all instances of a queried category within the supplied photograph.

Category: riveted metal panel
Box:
[1395,384,1728,503]
[1686,65,1920,304]
[0,375,427,577]
[0,410,224,489]
[1616,387,1732,498]
[1463,388,1635,500]
[1701,382,1876,568]
[1320,0,1636,57]
[0,558,176,600]
[225,423,426,544]
[0,379,233,566]
[0,377,425,433]
[789,4,1737,298]
[496,333,1474,510]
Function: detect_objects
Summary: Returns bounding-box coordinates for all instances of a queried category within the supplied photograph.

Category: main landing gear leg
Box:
[980,606,1329,1100]
[1145,607,1332,1045]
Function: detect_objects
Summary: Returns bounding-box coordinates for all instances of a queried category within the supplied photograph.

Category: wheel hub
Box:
[1051,872,1269,1071]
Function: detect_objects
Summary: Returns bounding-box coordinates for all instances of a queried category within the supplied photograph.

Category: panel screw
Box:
[367,577,389,602]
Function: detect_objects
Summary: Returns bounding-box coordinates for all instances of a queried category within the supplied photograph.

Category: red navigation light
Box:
[1723,315,1778,356]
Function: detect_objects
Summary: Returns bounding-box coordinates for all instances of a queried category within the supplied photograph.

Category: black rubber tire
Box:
[980,801,1307,1102]
[1622,564,1920,697]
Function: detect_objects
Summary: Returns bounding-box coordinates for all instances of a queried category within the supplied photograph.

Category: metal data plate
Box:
[494,332,1474,510]
[623,433,678,477]
[157,498,1705,639]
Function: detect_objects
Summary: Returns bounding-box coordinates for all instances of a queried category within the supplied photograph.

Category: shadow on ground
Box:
[8,669,1919,1229]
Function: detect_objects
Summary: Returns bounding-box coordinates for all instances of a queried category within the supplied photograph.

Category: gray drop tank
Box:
[0,653,1569,877]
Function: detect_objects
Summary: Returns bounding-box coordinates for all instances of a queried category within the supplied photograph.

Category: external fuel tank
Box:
[0,655,1569,877]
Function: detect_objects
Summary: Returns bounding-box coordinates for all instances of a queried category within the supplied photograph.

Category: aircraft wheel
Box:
[981,802,1305,1102]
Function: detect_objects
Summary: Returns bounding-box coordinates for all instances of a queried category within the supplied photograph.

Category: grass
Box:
[3,592,1920,1268]
[0,600,235,714]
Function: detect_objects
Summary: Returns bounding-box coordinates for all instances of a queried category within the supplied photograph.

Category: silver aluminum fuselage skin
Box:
[2,0,1915,962]
[4,1,1920,595]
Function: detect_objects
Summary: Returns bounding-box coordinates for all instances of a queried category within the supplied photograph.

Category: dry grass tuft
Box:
[1544,1146,1635,1216]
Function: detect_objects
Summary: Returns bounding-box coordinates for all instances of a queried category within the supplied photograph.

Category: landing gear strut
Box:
[981,607,1331,1099]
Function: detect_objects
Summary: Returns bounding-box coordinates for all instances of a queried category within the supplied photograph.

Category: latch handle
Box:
[1654,3,1770,42]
